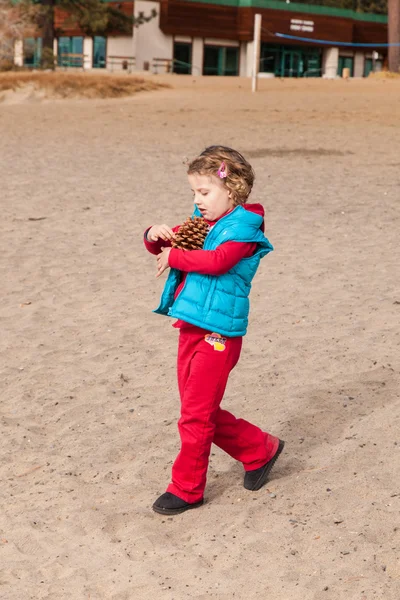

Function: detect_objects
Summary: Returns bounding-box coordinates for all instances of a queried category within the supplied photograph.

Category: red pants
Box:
[166,328,279,503]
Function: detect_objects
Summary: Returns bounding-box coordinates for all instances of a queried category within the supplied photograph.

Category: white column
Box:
[83,37,93,70]
[239,41,247,76]
[252,14,262,92]
[246,41,254,77]
[192,37,203,75]
[107,37,135,70]
[322,47,339,78]
[353,51,364,77]
[14,40,23,67]
[53,38,58,58]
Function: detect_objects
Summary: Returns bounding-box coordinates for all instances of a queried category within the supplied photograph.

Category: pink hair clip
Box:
[217,161,227,179]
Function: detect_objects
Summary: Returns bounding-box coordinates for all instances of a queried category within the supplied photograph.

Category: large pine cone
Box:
[171,216,209,250]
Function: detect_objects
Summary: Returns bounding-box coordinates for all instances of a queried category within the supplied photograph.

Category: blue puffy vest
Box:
[154,205,273,337]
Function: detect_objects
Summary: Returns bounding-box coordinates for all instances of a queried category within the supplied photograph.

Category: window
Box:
[58,36,84,67]
[173,42,192,74]
[93,37,106,69]
[203,46,239,76]
[23,38,42,67]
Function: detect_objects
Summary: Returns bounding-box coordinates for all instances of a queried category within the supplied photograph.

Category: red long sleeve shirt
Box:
[144,205,265,332]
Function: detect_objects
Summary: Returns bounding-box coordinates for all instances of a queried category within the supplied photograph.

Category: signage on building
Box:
[290,19,314,33]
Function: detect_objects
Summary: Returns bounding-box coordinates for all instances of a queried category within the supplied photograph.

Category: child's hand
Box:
[147,224,175,243]
[156,247,172,277]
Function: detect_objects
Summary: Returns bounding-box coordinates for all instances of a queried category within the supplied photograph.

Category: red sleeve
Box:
[143,225,181,256]
[168,241,257,276]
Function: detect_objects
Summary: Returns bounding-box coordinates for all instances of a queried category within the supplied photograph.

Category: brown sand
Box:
[1,75,399,600]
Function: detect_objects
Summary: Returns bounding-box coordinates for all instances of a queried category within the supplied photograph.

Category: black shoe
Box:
[244,440,285,491]
[152,492,204,515]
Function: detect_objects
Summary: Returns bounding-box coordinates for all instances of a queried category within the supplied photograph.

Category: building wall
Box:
[133,1,173,71]
[107,36,135,69]
[353,20,387,44]
[39,0,388,50]
[160,1,387,46]
[241,6,356,45]
[160,1,238,40]
[204,38,239,47]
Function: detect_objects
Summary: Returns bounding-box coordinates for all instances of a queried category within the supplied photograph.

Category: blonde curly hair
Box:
[187,145,255,206]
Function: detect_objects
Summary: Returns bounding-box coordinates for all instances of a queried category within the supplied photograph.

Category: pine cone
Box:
[171,216,209,250]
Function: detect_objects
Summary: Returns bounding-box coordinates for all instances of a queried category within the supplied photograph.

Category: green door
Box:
[281,50,303,77]
[93,36,106,69]
[203,46,219,75]
[260,45,279,74]
[23,37,42,67]
[225,47,239,76]
[281,50,291,77]
[173,42,192,74]
[364,58,373,77]
[338,56,354,77]
[304,54,321,77]
[203,46,238,76]
[58,37,69,66]
[260,45,321,78]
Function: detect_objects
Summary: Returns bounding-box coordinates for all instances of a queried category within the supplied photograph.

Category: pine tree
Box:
[388,0,400,71]
[33,0,156,68]
[0,0,38,68]
[293,0,388,14]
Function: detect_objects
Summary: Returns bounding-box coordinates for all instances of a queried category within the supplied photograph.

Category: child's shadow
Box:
[208,365,397,499]
[278,364,396,452]
[206,453,302,502]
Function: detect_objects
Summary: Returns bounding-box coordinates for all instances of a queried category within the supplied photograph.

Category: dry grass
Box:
[369,70,400,79]
[0,71,169,98]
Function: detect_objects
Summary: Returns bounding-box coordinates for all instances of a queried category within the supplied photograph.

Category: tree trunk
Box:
[388,0,400,73]
[41,0,55,68]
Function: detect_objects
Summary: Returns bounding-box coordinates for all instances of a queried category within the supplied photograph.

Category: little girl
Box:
[144,145,284,515]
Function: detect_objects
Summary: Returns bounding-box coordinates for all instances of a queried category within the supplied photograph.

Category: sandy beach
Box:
[1,75,399,600]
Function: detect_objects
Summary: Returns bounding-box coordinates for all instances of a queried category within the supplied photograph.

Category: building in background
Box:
[16,0,388,77]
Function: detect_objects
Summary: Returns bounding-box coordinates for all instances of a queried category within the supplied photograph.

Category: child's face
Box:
[188,173,234,222]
